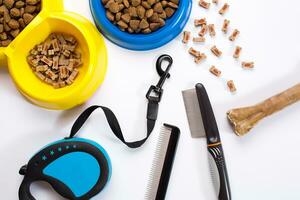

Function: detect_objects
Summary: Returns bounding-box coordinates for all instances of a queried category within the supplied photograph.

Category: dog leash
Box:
[68,55,173,148]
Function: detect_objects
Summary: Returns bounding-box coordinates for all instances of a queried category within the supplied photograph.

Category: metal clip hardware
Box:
[146,55,173,103]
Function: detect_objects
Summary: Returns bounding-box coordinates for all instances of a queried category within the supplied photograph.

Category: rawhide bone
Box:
[227,83,300,136]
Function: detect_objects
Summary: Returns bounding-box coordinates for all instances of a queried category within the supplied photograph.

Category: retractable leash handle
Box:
[19,179,34,200]
[19,138,112,200]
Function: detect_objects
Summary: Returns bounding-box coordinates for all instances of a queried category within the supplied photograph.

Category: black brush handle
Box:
[208,145,231,200]
[155,124,180,200]
[195,83,231,200]
[195,83,221,145]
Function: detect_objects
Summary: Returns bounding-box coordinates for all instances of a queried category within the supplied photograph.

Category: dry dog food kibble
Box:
[0,0,41,47]
[102,0,179,34]
[27,33,83,89]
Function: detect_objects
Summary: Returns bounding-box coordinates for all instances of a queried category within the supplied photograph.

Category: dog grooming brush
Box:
[182,83,231,200]
[145,124,180,200]
[19,137,111,200]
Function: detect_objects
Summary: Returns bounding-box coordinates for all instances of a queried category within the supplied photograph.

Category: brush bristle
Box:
[145,126,172,200]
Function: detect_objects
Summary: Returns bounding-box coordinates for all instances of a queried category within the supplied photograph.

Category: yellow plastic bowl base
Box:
[1,0,108,110]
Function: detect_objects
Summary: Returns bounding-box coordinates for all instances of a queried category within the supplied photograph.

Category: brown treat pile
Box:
[27,33,83,89]
[182,1,255,93]
[0,0,41,47]
[102,0,179,34]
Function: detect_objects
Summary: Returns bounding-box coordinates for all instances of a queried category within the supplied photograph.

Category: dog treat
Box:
[27,33,82,89]
[233,46,242,58]
[193,36,205,43]
[188,47,200,58]
[227,83,300,136]
[222,19,230,33]
[182,31,191,43]
[227,80,236,93]
[212,0,219,4]
[211,45,222,57]
[0,0,41,47]
[209,66,221,77]
[219,3,229,15]
[208,24,216,37]
[102,0,179,34]
[242,61,254,69]
[199,0,210,9]
[194,18,206,27]
[229,29,240,41]
[194,53,206,64]
[198,24,208,37]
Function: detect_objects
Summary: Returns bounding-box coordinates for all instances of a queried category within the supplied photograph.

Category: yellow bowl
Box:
[0,0,107,110]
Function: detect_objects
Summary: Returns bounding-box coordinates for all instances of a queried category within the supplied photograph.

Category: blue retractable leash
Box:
[18,55,173,200]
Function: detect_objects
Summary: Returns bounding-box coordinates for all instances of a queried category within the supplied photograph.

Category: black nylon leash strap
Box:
[69,105,156,148]
[69,55,173,149]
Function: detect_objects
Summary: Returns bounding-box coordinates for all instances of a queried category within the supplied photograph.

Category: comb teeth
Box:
[145,126,172,200]
[182,88,206,138]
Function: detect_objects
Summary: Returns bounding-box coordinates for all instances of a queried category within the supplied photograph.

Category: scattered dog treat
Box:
[212,0,219,4]
[208,24,216,37]
[182,31,191,44]
[188,47,200,58]
[194,53,206,64]
[211,45,222,57]
[102,0,179,34]
[227,80,236,93]
[194,18,206,27]
[182,1,255,93]
[199,0,210,9]
[229,29,240,41]
[27,33,83,89]
[0,0,41,47]
[210,66,221,77]
[193,36,205,43]
[222,19,230,33]
[219,3,229,15]
[242,61,254,69]
[198,24,208,37]
[233,46,242,58]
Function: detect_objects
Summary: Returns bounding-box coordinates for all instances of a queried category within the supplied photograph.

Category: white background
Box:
[1,0,300,199]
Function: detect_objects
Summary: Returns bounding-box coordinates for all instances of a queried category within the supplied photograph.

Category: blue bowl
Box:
[89,0,192,51]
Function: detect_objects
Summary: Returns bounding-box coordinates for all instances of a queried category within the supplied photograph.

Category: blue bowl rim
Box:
[89,0,192,51]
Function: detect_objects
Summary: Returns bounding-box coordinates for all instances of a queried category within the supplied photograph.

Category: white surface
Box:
[1,0,300,199]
